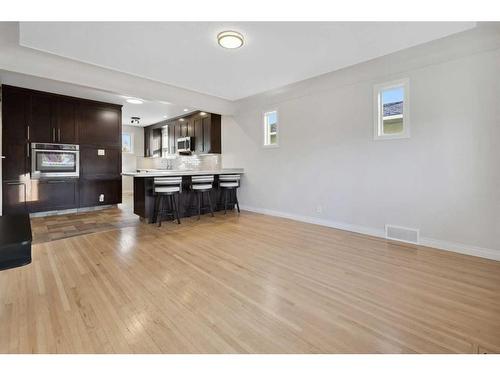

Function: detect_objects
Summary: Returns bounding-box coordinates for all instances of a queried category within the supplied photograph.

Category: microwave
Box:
[177,137,193,153]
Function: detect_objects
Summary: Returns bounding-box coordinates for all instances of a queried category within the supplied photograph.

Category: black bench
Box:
[0,214,32,271]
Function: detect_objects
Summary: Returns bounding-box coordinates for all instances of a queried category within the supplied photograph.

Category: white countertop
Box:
[122,168,244,177]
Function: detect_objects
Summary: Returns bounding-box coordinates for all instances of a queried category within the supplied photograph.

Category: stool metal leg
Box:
[174,194,181,224]
[224,189,228,214]
[197,191,201,220]
[157,195,164,227]
[153,194,161,224]
[234,189,240,213]
[173,194,181,224]
[207,191,214,217]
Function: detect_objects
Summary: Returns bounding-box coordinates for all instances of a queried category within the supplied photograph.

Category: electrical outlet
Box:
[98,149,105,156]
[99,194,104,202]
[316,205,323,214]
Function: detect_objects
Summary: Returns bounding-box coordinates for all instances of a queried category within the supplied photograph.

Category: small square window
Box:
[122,133,133,153]
[264,110,278,147]
[374,79,410,140]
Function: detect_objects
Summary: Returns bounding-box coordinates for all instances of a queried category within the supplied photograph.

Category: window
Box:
[122,133,133,153]
[264,110,278,147]
[374,78,410,140]
[161,126,169,157]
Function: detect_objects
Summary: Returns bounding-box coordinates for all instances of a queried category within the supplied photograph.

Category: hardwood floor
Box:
[1,204,500,353]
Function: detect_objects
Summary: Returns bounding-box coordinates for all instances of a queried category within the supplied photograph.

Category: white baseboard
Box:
[240,205,500,262]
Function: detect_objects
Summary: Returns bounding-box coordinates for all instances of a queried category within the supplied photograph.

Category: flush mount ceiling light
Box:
[217,30,244,49]
[126,98,143,104]
[183,108,189,112]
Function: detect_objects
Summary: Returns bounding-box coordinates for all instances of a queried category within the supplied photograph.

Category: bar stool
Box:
[153,177,182,227]
[190,175,215,220]
[219,174,241,214]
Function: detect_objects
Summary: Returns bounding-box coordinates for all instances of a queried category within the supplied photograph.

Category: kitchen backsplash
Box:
[137,154,222,171]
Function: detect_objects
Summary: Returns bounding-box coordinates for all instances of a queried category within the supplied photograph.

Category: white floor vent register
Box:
[385,225,420,245]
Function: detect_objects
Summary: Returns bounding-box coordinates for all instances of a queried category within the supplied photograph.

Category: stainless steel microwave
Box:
[31,143,80,179]
[177,137,193,153]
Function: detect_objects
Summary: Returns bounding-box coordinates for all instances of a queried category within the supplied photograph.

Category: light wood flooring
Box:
[1,202,499,353]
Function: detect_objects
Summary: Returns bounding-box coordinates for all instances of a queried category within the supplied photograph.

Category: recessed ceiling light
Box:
[179,118,185,122]
[163,115,167,118]
[217,31,244,49]
[183,108,189,112]
[200,112,207,116]
[126,98,143,104]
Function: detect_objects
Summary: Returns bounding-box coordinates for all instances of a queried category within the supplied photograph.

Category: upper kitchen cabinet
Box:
[56,98,78,144]
[30,92,55,143]
[79,102,122,147]
[29,91,78,144]
[202,113,221,154]
[143,112,221,156]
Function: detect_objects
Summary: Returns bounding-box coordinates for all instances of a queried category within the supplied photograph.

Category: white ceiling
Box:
[0,70,190,127]
[18,22,476,100]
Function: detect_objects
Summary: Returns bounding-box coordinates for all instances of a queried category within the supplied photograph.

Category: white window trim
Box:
[122,132,134,154]
[373,78,410,140]
[263,110,279,148]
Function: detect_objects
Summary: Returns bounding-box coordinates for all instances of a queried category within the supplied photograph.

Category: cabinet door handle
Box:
[47,180,66,184]
[52,128,56,142]
[1,156,5,159]
[6,182,23,185]
[27,125,30,140]
[58,128,61,142]
[26,143,30,158]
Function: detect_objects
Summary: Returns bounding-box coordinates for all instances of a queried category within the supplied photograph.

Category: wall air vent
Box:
[385,224,419,245]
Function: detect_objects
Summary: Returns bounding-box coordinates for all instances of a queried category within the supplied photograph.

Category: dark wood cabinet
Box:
[2,181,28,214]
[2,85,122,214]
[56,99,78,144]
[201,114,221,153]
[80,146,121,178]
[79,102,121,147]
[79,179,122,208]
[30,179,78,212]
[1,86,30,182]
[143,112,221,157]
[30,92,55,143]
[20,91,78,144]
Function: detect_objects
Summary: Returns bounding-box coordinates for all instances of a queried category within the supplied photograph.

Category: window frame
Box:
[122,132,134,154]
[263,110,279,148]
[373,78,410,140]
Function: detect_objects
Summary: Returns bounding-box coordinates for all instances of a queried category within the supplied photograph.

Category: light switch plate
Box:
[99,194,104,202]
[98,149,105,156]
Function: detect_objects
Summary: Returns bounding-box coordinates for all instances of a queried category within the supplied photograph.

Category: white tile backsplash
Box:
[137,154,221,171]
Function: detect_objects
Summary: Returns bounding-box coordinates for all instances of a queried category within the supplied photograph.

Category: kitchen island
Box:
[122,168,244,222]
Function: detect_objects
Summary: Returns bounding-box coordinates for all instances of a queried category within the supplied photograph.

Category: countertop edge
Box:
[122,168,245,177]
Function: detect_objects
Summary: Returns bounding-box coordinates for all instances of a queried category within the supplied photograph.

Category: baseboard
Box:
[240,205,500,262]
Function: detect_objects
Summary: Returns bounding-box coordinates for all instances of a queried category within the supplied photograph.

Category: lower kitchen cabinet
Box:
[79,179,122,208]
[2,181,28,215]
[30,179,79,212]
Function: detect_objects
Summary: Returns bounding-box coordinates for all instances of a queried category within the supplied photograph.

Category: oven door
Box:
[31,149,80,179]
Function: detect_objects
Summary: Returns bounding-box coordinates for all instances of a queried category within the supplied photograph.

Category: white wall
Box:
[222,27,500,260]
[122,125,144,193]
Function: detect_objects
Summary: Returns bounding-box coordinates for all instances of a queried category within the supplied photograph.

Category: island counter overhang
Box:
[122,169,244,222]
